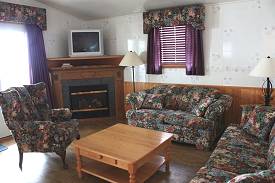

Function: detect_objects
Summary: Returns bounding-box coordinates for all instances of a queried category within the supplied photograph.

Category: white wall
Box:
[82,0,275,87]
[1,0,86,57]
[0,0,86,138]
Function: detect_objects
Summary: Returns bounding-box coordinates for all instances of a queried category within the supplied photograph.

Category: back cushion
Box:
[165,94,189,111]
[186,87,220,113]
[241,105,275,141]
[192,97,217,117]
[24,82,50,120]
[0,89,28,124]
[11,87,40,120]
[141,94,165,110]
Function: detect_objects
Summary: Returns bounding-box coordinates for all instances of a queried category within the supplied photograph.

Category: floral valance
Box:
[0,2,47,30]
[143,5,205,34]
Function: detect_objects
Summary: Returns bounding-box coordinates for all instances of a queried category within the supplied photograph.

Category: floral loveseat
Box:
[190,105,275,183]
[126,85,232,150]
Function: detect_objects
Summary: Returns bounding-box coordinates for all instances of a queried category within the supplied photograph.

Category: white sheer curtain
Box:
[0,23,30,91]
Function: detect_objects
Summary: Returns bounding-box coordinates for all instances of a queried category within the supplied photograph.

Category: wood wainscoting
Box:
[124,81,275,125]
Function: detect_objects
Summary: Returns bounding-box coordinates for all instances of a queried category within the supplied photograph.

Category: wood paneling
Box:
[124,81,274,125]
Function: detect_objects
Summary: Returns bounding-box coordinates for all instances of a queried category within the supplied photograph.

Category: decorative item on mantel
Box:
[119,51,144,92]
[250,56,275,106]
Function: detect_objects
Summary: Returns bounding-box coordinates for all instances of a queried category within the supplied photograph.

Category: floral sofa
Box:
[126,85,232,150]
[190,105,275,183]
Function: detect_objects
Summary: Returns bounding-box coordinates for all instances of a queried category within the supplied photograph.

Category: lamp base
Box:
[262,77,273,106]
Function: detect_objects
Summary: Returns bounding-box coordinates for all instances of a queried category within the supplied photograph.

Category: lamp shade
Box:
[119,51,144,67]
[249,57,275,77]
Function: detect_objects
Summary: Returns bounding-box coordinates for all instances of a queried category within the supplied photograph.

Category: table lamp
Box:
[119,51,144,92]
[249,56,275,106]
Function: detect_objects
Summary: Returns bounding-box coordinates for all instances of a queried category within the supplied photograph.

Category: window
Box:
[0,23,30,90]
[160,25,186,67]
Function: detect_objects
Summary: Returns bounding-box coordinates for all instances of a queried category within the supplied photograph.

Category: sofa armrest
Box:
[50,108,72,122]
[125,91,147,110]
[204,94,233,121]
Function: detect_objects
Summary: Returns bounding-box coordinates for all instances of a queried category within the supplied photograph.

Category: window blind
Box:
[160,25,186,64]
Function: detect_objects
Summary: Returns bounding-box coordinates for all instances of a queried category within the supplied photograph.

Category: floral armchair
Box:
[0,82,79,169]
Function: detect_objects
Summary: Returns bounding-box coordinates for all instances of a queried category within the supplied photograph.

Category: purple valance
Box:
[143,5,205,34]
[0,2,46,30]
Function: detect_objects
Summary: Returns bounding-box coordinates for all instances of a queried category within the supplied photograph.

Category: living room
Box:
[0,0,274,182]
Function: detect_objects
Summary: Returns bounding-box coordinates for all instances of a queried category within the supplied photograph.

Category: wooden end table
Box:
[74,123,173,183]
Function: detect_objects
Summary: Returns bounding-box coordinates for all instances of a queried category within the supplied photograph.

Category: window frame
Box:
[159,25,187,68]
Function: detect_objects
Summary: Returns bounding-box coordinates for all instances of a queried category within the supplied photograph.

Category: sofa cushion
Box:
[165,94,189,111]
[270,123,275,143]
[126,91,147,109]
[193,97,217,117]
[190,166,237,183]
[11,86,40,120]
[217,126,269,154]
[241,105,275,141]
[206,126,268,174]
[126,109,166,124]
[163,110,214,130]
[227,169,275,183]
[141,94,165,110]
[268,137,275,169]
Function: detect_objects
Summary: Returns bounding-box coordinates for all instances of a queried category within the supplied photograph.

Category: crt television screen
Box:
[72,32,100,52]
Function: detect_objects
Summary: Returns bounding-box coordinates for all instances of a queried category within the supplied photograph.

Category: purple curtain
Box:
[146,28,162,74]
[185,25,205,75]
[25,24,53,107]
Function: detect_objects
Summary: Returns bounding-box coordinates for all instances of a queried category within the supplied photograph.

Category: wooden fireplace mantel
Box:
[48,55,125,122]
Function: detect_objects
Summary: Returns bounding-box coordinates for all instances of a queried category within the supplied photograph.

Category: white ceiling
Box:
[36,0,242,20]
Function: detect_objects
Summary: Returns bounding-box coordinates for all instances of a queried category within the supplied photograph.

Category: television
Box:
[68,29,104,57]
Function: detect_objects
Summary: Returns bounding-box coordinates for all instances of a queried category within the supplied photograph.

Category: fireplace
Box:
[62,78,115,119]
[70,85,109,119]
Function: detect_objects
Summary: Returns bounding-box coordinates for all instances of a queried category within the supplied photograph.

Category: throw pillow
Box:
[241,105,275,141]
[141,94,165,110]
[193,97,217,117]
[227,169,275,183]
[165,94,189,111]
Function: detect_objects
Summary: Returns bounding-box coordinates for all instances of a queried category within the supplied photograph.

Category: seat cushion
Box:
[163,110,214,130]
[241,105,275,141]
[190,166,237,183]
[206,126,268,174]
[126,109,167,124]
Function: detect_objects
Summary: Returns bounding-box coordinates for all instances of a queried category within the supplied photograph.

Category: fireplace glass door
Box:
[69,85,109,119]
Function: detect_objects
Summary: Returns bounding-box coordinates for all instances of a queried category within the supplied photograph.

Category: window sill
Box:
[162,64,186,68]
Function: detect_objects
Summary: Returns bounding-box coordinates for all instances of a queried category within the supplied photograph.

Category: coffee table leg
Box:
[165,143,170,173]
[75,147,82,178]
[129,167,136,183]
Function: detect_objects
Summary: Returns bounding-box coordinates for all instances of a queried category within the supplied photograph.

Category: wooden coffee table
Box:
[74,123,173,183]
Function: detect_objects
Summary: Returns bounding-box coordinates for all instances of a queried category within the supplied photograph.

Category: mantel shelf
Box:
[47,55,124,69]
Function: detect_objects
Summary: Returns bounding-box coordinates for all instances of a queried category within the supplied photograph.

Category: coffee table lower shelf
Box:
[81,156,165,183]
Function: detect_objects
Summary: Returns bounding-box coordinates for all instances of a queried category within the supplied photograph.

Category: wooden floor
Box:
[0,121,212,183]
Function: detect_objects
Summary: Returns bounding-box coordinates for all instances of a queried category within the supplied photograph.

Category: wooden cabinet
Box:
[48,56,125,122]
